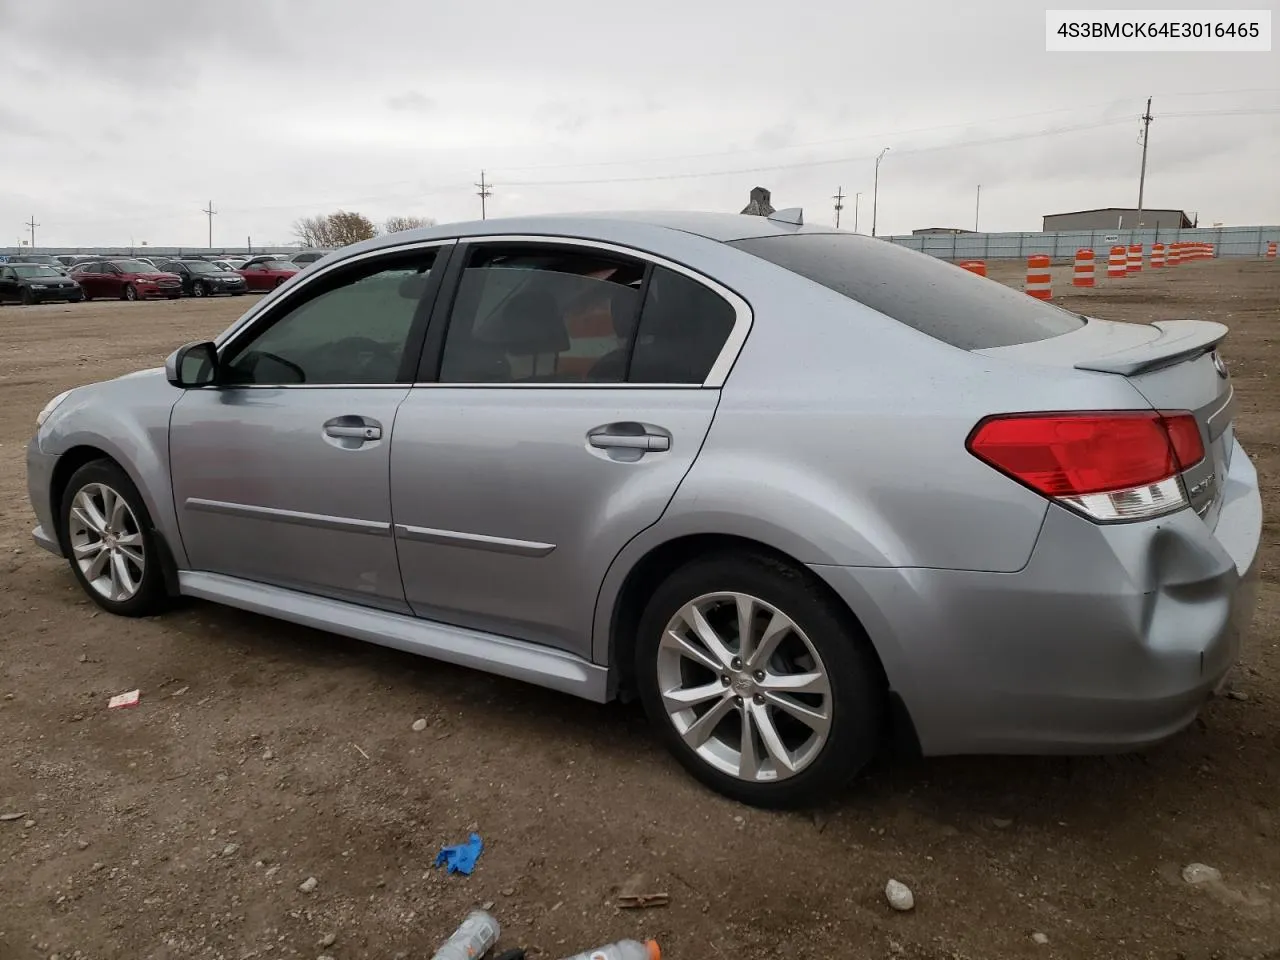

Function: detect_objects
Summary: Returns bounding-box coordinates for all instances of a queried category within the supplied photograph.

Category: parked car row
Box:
[0,255,308,305]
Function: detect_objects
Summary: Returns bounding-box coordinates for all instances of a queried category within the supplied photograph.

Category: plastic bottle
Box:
[429,909,501,960]
[557,939,661,960]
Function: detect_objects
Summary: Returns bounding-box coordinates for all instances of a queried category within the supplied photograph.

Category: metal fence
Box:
[0,246,296,259]
[883,225,1280,261]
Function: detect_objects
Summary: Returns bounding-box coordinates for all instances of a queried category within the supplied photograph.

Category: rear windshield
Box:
[729,233,1086,350]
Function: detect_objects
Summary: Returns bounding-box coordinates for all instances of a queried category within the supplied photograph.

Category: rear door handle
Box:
[587,429,671,452]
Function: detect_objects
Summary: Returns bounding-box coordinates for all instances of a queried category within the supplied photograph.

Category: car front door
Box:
[98,263,123,297]
[390,238,746,658]
[168,241,452,610]
[0,266,16,302]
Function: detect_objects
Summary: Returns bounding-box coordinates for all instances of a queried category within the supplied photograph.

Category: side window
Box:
[221,249,437,386]
[438,245,644,384]
[627,266,737,384]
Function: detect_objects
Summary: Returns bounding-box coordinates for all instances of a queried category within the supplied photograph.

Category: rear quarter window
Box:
[729,233,1085,350]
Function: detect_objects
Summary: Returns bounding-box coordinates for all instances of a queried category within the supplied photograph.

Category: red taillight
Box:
[967,412,1205,523]
[1160,412,1206,469]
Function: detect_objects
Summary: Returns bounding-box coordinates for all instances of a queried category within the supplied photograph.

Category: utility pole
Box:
[871,147,890,238]
[832,186,845,228]
[27,215,39,250]
[853,192,862,233]
[974,184,981,232]
[1136,97,1153,227]
[202,201,216,248]
[475,170,493,220]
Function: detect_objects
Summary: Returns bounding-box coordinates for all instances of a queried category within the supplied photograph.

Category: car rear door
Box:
[389,237,747,659]
[99,263,124,297]
[168,241,451,610]
[0,266,16,301]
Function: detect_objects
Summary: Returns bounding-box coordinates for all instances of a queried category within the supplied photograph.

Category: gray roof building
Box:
[1042,207,1194,231]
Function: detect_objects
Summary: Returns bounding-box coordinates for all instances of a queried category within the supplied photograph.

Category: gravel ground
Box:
[1,258,1278,960]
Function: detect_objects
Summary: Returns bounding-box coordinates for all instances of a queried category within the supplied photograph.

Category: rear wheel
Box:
[123,284,138,302]
[635,552,885,808]
[60,459,170,617]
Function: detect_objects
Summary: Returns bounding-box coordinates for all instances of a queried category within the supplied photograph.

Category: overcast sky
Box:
[1,0,1277,248]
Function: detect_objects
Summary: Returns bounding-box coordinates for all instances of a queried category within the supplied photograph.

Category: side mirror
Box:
[166,340,219,388]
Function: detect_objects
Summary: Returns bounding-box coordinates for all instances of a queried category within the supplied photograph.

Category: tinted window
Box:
[222,251,436,385]
[110,260,155,274]
[438,246,644,384]
[729,233,1085,350]
[12,265,62,278]
[185,261,218,273]
[626,266,736,384]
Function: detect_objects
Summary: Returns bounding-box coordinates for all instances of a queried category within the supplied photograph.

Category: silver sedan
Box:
[26,211,1262,807]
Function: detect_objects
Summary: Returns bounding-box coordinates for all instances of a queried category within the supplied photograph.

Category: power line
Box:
[832,186,845,228]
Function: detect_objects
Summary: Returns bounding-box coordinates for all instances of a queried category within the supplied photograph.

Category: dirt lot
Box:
[1,260,1278,960]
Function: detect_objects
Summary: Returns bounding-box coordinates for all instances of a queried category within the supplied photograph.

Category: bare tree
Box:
[292,214,330,247]
[292,210,380,248]
[384,215,436,234]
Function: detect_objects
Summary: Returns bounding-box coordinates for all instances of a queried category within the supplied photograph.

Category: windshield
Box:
[111,260,159,273]
[729,233,1086,350]
[185,261,219,273]
[12,264,62,277]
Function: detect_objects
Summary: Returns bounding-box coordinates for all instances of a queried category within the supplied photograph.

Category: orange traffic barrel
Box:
[958,260,987,277]
[1267,241,1277,259]
[1025,255,1052,299]
[1126,243,1143,274]
[1168,243,1182,266]
[1150,243,1165,268]
[1107,246,1128,278]
[1072,248,1095,287]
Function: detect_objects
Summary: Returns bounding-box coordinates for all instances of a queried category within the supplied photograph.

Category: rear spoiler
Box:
[1073,319,1228,376]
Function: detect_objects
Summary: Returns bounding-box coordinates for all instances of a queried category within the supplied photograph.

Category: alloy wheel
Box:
[193,282,206,297]
[656,592,833,783]
[67,483,146,602]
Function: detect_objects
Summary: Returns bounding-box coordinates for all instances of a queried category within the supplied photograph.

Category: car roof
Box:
[330,210,840,261]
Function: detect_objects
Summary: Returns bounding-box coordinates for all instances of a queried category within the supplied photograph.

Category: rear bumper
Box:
[812,435,1262,757]
[27,437,63,557]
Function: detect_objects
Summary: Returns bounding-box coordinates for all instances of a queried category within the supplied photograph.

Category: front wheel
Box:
[20,288,34,305]
[273,277,285,288]
[192,281,207,298]
[60,460,170,616]
[635,552,885,809]
[123,284,138,301]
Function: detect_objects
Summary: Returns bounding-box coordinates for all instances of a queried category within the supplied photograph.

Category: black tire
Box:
[193,281,207,298]
[81,289,92,301]
[273,277,285,288]
[20,288,34,305]
[59,459,171,617]
[634,551,885,809]
[123,284,138,302]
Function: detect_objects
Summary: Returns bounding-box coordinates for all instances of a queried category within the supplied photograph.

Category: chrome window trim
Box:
[210,232,753,391]
[213,237,459,354]
[437,233,753,389]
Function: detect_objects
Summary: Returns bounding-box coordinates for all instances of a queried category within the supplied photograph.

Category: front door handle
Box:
[323,417,382,442]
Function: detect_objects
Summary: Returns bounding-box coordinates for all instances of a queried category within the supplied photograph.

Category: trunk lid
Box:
[976,318,1235,526]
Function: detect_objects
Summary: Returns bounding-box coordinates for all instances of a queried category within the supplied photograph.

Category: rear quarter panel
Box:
[593,245,1151,660]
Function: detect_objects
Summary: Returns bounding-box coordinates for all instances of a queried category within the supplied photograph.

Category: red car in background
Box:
[70,258,182,301]
[237,259,299,292]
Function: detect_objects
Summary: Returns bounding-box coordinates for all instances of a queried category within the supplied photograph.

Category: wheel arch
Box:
[47,442,183,596]
[601,532,889,691]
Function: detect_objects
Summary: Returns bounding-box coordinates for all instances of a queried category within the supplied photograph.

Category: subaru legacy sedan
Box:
[26,211,1261,808]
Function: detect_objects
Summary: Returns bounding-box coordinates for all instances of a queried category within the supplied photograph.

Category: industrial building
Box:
[1042,207,1195,231]
[911,227,975,236]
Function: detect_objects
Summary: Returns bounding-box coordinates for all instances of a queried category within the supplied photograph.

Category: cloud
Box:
[0,0,1276,246]
[386,91,437,113]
